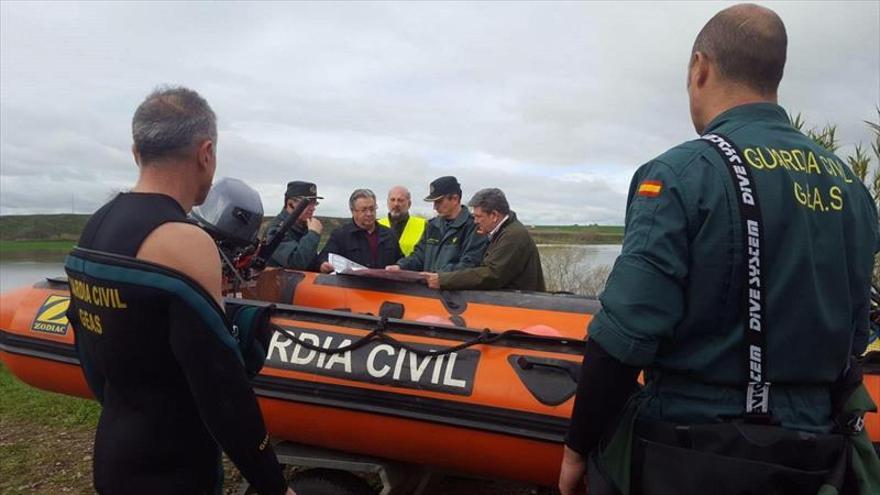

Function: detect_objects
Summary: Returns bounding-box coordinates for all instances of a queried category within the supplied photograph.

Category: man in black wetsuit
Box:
[65,86,293,495]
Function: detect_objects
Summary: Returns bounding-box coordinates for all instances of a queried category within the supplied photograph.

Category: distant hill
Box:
[0,215,91,242]
[0,214,623,247]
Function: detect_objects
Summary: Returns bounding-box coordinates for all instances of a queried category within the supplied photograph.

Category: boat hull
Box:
[1,280,581,486]
[4,277,880,487]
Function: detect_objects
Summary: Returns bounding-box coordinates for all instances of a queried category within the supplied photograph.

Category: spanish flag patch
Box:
[637,180,663,197]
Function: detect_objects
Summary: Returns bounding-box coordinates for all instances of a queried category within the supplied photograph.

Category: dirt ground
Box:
[1,415,556,495]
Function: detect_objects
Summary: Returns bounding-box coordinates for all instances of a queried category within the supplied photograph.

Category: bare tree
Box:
[541,246,612,297]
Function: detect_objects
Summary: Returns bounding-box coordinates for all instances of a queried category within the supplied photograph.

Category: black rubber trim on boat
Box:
[508,354,579,406]
[0,330,80,365]
[311,272,602,314]
[252,373,569,443]
[258,299,587,356]
[378,301,405,319]
[439,291,467,315]
[0,329,568,443]
[33,277,72,290]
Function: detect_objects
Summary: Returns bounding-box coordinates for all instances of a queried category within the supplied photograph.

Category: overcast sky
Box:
[1,1,877,224]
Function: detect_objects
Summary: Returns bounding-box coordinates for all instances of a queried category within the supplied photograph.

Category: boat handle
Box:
[515,356,580,383]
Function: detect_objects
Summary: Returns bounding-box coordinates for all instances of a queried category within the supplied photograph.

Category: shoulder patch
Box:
[637,180,663,197]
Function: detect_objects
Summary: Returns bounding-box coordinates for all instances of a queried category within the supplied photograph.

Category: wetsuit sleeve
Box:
[438,223,488,272]
[565,338,641,455]
[397,234,426,270]
[588,161,689,366]
[168,298,287,495]
[271,231,320,270]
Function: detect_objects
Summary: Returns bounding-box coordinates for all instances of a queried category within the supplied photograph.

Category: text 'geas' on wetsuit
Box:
[65,192,287,495]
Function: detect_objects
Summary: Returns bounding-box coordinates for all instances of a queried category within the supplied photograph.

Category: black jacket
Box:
[315,221,403,269]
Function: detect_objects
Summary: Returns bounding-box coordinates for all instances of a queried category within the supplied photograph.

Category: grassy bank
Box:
[530,225,623,245]
[0,363,99,493]
[0,364,550,494]
[0,214,624,251]
[0,215,90,242]
[0,364,250,494]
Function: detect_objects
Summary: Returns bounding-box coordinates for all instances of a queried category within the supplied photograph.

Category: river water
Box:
[0,244,622,293]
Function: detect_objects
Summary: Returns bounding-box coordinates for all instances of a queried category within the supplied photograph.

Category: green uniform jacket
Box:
[265,209,320,270]
[437,212,545,291]
[588,103,880,432]
[396,207,488,273]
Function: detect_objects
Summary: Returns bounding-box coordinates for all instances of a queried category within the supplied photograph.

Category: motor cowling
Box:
[190,177,264,248]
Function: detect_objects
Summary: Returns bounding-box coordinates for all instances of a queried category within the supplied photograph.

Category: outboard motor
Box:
[191,177,264,247]
[190,178,265,291]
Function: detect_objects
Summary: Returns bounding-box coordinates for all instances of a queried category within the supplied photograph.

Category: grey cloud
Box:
[1,1,877,223]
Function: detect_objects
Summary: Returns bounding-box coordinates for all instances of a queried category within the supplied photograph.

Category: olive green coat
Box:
[438,213,545,292]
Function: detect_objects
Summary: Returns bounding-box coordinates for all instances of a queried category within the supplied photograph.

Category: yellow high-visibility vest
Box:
[379,215,427,256]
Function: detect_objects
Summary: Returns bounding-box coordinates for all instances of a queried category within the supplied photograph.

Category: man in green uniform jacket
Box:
[559,4,880,495]
[387,176,488,273]
[425,188,545,292]
[265,181,323,270]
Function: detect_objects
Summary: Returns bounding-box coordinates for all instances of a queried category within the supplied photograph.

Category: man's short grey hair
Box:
[468,188,510,216]
[388,185,411,201]
[349,188,377,210]
[132,85,217,163]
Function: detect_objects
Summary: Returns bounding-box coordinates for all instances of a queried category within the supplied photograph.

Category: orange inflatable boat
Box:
[0,274,589,486]
[2,272,879,488]
[244,268,597,338]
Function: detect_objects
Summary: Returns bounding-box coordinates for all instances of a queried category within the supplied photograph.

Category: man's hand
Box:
[306,217,323,235]
[558,445,588,495]
[319,261,334,274]
[286,488,296,495]
[423,272,440,289]
[385,265,401,271]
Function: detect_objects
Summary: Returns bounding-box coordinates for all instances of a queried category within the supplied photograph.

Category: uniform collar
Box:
[447,206,471,228]
[704,102,789,134]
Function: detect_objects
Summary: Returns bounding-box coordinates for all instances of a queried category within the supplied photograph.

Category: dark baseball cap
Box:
[424,176,462,201]
[285,181,323,200]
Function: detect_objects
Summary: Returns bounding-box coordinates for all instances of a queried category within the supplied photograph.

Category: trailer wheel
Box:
[289,468,377,495]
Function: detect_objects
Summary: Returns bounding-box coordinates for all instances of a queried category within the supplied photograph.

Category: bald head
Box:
[692,3,787,95]
[387,185,412,220]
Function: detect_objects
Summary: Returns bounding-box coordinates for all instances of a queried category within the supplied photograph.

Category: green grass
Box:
[0,363,99,428]
[0,215,91,242]
[0,364,98,493]
[527,225,624,245]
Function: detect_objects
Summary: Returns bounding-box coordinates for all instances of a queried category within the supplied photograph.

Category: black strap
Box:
[701,133,770,417]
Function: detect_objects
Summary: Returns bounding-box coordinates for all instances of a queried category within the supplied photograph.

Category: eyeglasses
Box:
[353,206,377,214]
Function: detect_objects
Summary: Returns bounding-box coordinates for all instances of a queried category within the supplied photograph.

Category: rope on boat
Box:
[269,317,541,357]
